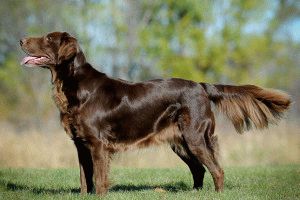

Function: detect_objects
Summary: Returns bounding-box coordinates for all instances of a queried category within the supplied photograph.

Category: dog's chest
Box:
[53,80,75,137]
[53,80,69,113]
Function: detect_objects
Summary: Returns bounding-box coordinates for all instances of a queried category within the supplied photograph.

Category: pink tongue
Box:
[21,56,48,65]
[21,56,38,65]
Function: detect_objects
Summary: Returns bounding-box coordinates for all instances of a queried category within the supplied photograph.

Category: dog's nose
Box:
[20,39,25,46]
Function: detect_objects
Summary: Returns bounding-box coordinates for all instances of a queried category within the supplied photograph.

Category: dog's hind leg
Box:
[178,90,224,192]
[181,115,224,192]
[171,141,206,189]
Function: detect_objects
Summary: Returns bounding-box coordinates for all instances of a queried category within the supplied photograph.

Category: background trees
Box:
[0,0,299,130]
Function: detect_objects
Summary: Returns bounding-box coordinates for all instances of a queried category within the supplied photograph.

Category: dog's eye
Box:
[46,36,52,42]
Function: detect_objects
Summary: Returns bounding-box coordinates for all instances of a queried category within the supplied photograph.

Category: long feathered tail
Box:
[200,83,291,133]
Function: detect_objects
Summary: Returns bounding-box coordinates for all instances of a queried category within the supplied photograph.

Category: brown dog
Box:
[20,32,291,195]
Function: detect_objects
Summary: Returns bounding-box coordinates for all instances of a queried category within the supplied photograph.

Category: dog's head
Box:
[20,32,85,68]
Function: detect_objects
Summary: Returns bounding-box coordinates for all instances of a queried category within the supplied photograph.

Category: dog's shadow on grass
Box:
[111,181,190,192]
[4,181,191,195]
[5,182,80,195]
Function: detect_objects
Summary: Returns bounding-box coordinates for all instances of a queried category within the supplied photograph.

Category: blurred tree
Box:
[137,0,213,81]
[136,0,300,88]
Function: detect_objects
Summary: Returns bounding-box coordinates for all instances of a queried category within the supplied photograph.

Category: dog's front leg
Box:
[74,139,94,194]
[90,142,110,195]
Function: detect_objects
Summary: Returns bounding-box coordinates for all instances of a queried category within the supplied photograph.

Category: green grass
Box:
[0,165,299,200]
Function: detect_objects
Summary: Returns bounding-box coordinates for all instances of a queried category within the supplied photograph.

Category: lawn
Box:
[0,165,299,200]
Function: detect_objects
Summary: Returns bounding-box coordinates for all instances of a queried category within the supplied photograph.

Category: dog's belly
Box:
[106,123,182,152]
[99,102,183,152]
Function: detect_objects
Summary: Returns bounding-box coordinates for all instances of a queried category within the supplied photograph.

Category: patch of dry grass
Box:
[218,122,300,166]
[0,121,299,168]
[0,128,76,168]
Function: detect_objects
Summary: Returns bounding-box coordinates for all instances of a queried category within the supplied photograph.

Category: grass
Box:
[0,165,299,199]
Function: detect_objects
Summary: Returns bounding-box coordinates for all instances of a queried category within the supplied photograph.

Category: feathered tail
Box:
[200,83,291,133]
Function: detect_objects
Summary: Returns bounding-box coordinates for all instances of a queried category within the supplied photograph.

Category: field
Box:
[0,165,299,200]
[0,121,299,199]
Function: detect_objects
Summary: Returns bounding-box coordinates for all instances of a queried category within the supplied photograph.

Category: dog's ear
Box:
[58,32,86,67]
[74,49,86,68]
[57,32,77,64]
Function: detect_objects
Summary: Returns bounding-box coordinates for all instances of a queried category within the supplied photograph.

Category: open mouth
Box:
[21,55,50,66]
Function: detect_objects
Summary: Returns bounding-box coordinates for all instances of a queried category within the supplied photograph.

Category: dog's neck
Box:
[49,60,74,114]
[49,62,74,84]
[50,50,87,83]
[49,53,105,113]
[49,52,87,113]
